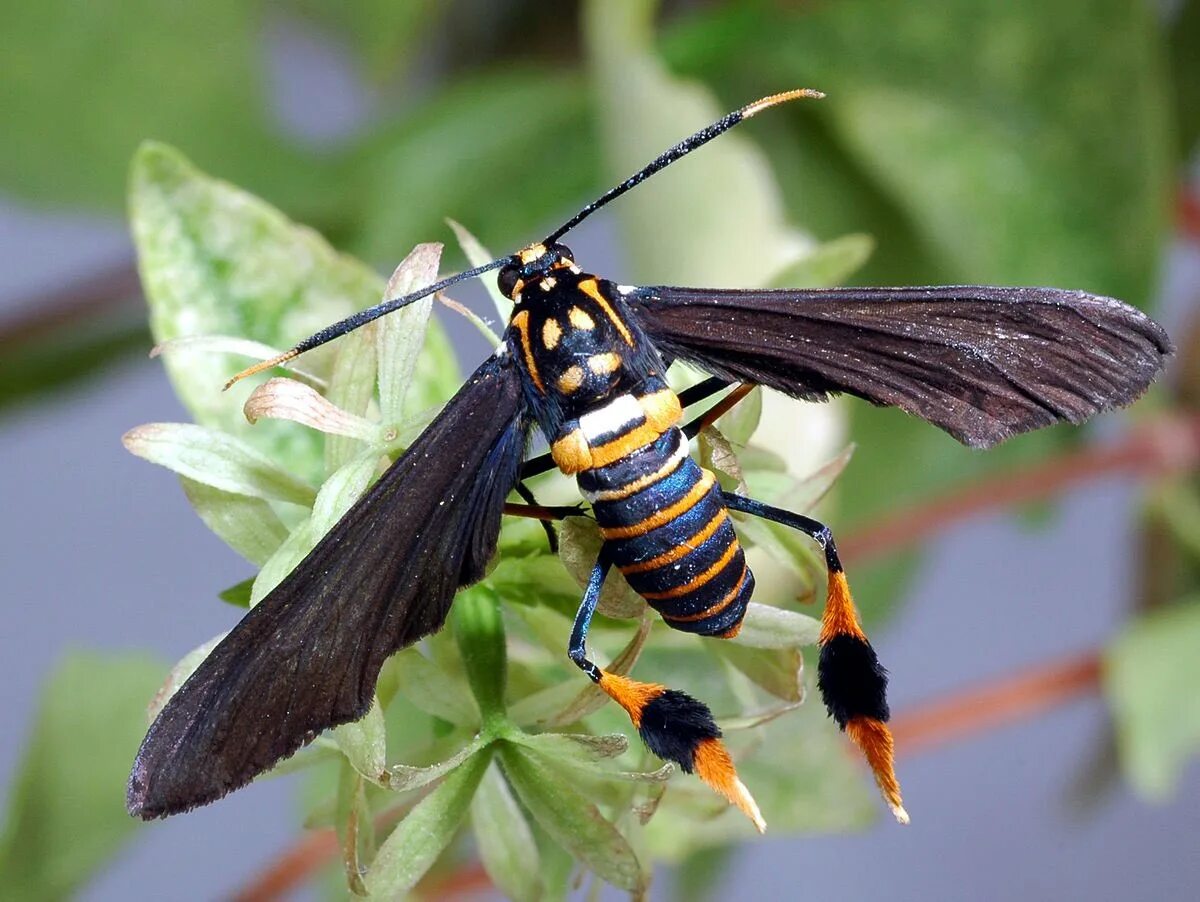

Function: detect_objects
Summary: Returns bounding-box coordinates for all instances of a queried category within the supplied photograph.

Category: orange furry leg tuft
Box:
[846,716,908,824]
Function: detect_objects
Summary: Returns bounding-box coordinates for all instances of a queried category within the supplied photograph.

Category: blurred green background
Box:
[2,0,1199,898]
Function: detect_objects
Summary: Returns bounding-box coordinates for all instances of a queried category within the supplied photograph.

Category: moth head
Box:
[499,243,576,301]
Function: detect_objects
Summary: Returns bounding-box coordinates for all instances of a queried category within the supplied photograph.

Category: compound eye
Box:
[497,264,521,299]
[550,242,574,263]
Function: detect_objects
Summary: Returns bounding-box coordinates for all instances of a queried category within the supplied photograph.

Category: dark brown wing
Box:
[627,285,1172,448]
[128,354,529,818]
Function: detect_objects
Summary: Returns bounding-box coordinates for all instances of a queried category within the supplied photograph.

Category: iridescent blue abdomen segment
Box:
[577,418,754,637]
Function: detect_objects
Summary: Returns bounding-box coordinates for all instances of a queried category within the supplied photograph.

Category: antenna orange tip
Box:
[222,350,299,391]
[742,88,825,118]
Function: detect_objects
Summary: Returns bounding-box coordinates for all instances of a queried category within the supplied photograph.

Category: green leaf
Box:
[710,642,804,703]
[392,649,480,728]
[499,744,644,892]
[123,423,316,506]
[1104,598,1200,800]
[0,653,164,900]
[376,244,443,426]
[323,329,379,474]
[452,586,508,724]
[365,747,491,898]
[179,477,290,565]
[471,762,542,902]
[218,577,255,608]
[732,603,821,650]
[768,233,876,289]
[582,0,816,286]
[249,451,379,605]
[387,736,487,793]
[333,698,388,786]
[129,142,392,483]
[0,1,329,214]
[447,219,512,322]
[334,763,371,896]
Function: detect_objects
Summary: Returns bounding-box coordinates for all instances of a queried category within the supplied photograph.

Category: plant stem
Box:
[842,414,1200,563]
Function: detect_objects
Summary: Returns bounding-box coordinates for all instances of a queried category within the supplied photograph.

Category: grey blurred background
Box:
[3,2,1200,899]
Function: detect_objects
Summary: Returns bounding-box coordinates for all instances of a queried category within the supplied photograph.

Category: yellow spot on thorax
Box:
[587,352,621,375]
[557,365,585,394]
[568,306,595,330]
[542,318,562,350]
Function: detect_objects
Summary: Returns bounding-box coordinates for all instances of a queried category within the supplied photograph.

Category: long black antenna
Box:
[224,258,509,389]
[543,88,823,245]
[226,89,822,389]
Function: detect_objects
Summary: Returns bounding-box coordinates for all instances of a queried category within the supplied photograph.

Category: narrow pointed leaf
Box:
[471,762,542,902]
[387,736,487,793]
[499,744,644,892]
[447,219,512,322]
[333,697,388,786]
[244,378,382,442]
[732,603,821,649]
[392,649,480,728]
[179,477,289,565]
[365,748,491,898]
[376,244,442,425]
[123,423,316,506]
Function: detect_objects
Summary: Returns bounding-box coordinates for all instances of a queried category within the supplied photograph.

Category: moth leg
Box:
[683,382,756,439]
[569,556,765,832]
[721,491,908,825]
[510,481,567,553]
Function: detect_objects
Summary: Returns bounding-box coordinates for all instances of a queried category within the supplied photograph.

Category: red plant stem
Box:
[890,649,1103,756]
[1179,187,1200,244]
[0,261,140,346]
[841,414,1200,563]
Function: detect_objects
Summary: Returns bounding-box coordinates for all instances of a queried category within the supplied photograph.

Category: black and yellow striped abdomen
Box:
[552,386,754,637]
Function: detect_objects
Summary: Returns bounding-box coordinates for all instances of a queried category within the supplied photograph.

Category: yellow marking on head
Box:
[741,88,824,119]
[641,542,740,601]
[693,737,766,833]
[596,671,665,728]
[619,510,729,574]
[556,365,585,394]
[663,564,749,622]
[846,717,907,825]
[518,243,547,265]
[587,352,621,375]
[511,310,545,394]
[578,278,634,346]
[550,429,592,474]
[593,446,690,504]
[599,470,716,539]
[568,306,595,330]
[539,276,557,292]
[819,571,866,644]
[542,318,562,350]
[510,278,526,301]
[638,389,682,431]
